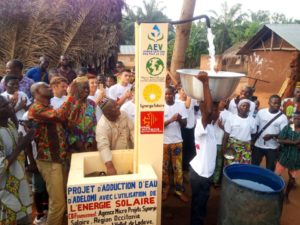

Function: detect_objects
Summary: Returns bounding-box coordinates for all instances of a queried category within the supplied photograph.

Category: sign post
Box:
[135,22,168,225]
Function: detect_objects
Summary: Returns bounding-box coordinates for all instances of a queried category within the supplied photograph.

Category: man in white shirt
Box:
[189,72,219,225]
[50,76,68,109]
[176,87,198,171]
[252,95,288,171]
[163,86,188,202]
[228,86,256,116]
[1,75,31,121]
[108,69,132,105]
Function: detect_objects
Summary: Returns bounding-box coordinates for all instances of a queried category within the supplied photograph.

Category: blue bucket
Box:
[219,164,285,225]
[224,164,285,193]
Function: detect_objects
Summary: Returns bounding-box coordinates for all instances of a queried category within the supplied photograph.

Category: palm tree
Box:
[120,0,170,45]
[136,0,168,22]
[0,0,125,74]
[209,1,247,54]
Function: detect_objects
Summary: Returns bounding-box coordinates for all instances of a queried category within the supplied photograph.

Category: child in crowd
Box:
[276,111,300,201]
[163,86,189,202]
[189,71,219,225]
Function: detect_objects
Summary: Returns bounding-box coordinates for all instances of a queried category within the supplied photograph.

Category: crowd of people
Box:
[0,58,135,225]
[0,56,299,225]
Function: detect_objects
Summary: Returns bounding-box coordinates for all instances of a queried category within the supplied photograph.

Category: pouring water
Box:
[207,28,216,74]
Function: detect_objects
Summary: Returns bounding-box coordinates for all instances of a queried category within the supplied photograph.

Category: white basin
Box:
[177,69,245,101]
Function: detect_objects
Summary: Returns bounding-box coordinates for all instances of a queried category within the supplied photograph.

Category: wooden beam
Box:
[279,39,284,49]
[246,76,270,83]
[252,47,296,51]
[261,39,266,51]
[270,31,274,50]
[278,77,290,97]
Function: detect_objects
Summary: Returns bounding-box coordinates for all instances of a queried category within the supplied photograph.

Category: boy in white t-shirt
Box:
[1,75,31,120]
[163,86,188,202]
[189,72,219,225]
[252,95,288,171]
[50,76,68,110]
[108,69,132,106]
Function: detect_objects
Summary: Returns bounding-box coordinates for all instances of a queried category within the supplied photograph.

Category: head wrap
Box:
[73,76,88,84]
[238,99,251,108]
[99,96,111,109]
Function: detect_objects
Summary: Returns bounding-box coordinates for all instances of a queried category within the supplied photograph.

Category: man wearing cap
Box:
[96,97,134,175]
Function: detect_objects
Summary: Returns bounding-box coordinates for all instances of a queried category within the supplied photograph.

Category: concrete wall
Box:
[247,51,294,94]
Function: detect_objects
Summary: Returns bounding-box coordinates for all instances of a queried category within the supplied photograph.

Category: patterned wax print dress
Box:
[0,122,32,224]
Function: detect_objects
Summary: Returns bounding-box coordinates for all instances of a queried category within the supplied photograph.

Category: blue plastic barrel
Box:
[219,164,285,225]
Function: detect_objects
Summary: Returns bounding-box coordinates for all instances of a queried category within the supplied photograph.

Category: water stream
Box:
[207,28,216,74]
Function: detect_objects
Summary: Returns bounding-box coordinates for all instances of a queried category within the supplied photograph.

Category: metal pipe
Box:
[137,14,211,28]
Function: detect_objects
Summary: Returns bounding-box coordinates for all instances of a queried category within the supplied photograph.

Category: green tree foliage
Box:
[209,2,247,54]
[121,0,300,68]
[120,0,169,45]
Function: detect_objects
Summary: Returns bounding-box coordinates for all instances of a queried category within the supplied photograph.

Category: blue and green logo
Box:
[148,25,164,42]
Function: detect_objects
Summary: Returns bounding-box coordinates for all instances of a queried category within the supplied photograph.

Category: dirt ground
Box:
[162,168,300,225]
